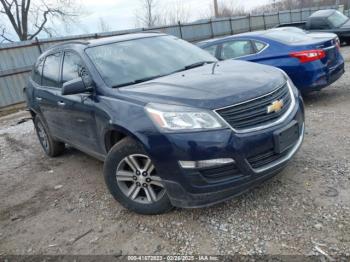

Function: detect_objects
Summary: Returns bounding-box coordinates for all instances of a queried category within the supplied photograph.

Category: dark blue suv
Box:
[25,33,305,214]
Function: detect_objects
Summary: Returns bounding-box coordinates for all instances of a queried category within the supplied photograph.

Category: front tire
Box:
[103,137,173,215]
[34,116,65,157]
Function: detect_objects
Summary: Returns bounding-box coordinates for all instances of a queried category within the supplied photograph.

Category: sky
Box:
[70,0,271,35]
[0,0,271,41]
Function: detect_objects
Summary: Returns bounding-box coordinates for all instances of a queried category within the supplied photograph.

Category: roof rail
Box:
[49,40,90,49]
[141,30,162,34]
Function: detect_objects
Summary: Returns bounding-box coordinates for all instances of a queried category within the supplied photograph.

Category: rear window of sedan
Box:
[264,31,312,44]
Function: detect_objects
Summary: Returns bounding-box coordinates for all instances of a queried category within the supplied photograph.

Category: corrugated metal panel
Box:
[212,18,232,37]
[181,22,212,42]
[264,13,279,29]
[0,72,29,107]
[279,10,292,24]
[0,5,340,108]
[231,17,250,33]
[250,15,265,30]
[291,9,302,22]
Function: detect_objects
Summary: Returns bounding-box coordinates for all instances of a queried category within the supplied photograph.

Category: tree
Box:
[135,0,159,27]
[158,0,191,25]
[212,1,246,18]
[0,0,80,42]
[98,17,110,32]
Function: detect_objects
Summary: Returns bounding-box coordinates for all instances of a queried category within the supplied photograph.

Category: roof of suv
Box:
[40,32,166,57]
[54,32,165,49]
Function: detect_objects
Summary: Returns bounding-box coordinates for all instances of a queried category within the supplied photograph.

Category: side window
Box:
[204,45,218,58]
[220,40,254,60]
[254,41,267,52]
[62,51,85,84]
[42,53,61,88]
[32,59,44,85]
[310,19,329,29]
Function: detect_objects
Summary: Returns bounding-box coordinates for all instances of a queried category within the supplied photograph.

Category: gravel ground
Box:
[0,47,350,257]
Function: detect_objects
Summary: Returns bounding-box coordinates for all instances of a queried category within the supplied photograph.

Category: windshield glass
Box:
[85,35,216,87]
[327,11,348,27]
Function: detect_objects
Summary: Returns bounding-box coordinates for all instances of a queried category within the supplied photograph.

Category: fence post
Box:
[248,14,251,32]
[263,13,267,29]
[229,17,233,35]
[178,21,183,39]
[35,37,42,54]
[278,11,281,25]
[209,18,214,38]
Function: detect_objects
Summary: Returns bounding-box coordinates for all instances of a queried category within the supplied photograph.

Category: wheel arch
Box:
[103,124,147,154]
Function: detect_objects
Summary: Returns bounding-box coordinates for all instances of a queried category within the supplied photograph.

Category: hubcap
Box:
[37,122,49,151]
[116,154,165,204]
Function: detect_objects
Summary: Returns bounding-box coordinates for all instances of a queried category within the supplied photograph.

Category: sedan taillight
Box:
[289,50,326,63]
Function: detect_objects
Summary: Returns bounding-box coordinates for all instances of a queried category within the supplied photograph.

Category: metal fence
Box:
[0,5,347,108]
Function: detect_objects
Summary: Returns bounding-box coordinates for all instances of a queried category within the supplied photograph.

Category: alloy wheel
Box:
[116,154,165,204]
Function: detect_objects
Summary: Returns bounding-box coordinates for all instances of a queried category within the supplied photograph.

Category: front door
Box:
[57,51,101,153]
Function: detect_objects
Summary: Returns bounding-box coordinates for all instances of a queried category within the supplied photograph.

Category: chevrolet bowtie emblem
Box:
[267,99,284,113]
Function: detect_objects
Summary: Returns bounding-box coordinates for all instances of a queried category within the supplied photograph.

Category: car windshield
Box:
[85,35,217,87]
[327,11,349,27]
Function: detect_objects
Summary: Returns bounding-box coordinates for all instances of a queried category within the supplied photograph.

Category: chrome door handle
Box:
[57,101,65,106]
[35,97,42,101]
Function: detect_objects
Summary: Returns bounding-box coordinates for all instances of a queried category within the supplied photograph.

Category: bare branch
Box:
[0,0,81,41]
[0,26,14,42]
[135,0,160,27]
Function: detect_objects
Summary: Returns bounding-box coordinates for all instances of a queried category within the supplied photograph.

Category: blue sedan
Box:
[197,30,345,93]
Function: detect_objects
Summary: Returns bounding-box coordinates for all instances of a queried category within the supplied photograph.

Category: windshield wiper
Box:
[112,61,215,88]
[182,61,215,71]
[112,75,163,88]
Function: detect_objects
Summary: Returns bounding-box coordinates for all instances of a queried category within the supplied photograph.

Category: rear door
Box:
[34,52,66,139]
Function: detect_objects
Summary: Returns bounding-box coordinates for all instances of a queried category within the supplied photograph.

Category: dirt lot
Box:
[0,47,350,257]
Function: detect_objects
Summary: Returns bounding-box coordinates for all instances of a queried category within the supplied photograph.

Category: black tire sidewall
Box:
[34,116,64,157]
[103,137,173,215]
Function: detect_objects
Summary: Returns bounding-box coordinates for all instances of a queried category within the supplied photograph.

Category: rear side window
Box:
[220,40,254,60]
[62,51,85,83]
[42,53,61,88]
[204,45,218,57]
[254,41,267,52]
[32,59,44,84]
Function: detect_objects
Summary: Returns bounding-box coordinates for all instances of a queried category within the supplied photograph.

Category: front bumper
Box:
[144,95,305,208]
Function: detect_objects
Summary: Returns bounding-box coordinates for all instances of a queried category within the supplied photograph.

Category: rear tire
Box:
[103,137,173,215]
[34,116,65,157]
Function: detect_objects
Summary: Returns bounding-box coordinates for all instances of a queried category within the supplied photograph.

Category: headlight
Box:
[145,103,227,132]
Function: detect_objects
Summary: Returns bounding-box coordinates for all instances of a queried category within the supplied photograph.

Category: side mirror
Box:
[62,78,93,96]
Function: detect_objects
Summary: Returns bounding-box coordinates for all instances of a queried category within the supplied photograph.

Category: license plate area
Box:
[274,121,299,154]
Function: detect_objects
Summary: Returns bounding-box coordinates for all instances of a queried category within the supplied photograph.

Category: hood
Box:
[340,19,350,29]
[117,60,286,110]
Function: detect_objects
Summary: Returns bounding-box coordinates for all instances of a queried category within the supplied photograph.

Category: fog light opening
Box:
[179,158,235,169]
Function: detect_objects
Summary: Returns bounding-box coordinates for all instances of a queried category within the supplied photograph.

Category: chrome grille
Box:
[216,82,292,131]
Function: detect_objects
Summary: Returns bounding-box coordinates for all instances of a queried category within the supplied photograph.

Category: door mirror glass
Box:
[62,78,92,95]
